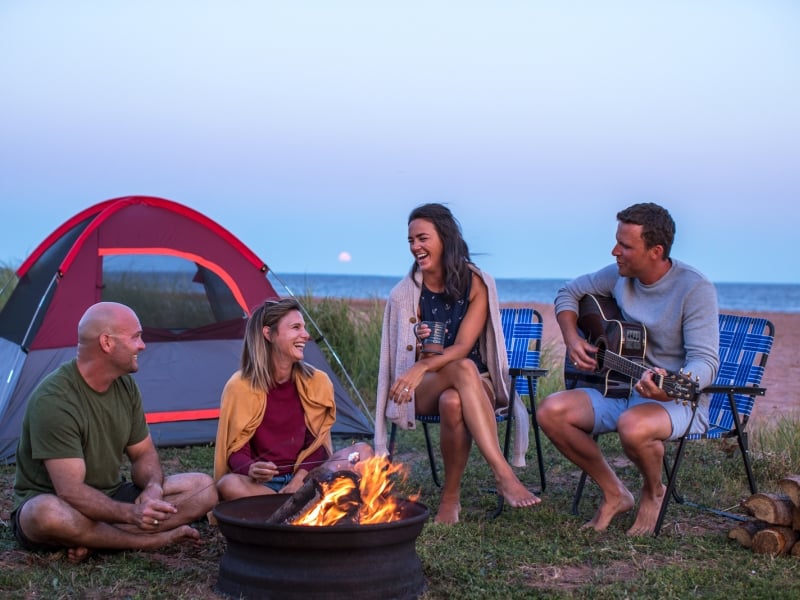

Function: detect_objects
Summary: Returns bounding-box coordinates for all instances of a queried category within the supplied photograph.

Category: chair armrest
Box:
[700,385,766,397]
[509,368,549,378]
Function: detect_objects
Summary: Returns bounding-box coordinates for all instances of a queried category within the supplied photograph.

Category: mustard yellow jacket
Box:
[213,367,335,480]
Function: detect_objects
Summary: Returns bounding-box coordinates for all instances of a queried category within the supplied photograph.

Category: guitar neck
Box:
[598,348,661,387]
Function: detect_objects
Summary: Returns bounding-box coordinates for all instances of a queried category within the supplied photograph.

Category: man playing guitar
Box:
[538,203,719,536]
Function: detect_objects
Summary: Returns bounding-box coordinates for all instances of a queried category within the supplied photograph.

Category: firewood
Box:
[792,540,800,558]
[264,467,334,524]
[794,506,800,532]
[752,526,799,556]
[265,467,364,525]
[778,475,800,508]
[742,493,795,526]
[728,520,768,549]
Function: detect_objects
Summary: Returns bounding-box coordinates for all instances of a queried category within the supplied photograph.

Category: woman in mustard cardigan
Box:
[214,298,371,500]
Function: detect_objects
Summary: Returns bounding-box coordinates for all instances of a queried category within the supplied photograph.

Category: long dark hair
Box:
[240,298,313,391]
[408,203,473,299]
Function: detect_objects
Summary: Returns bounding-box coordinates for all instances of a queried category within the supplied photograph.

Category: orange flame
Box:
[292,456,417,526]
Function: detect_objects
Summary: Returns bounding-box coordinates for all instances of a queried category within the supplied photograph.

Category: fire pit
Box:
[213,493,429,600]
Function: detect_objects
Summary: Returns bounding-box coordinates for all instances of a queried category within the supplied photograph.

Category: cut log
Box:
[794,506,800,532]
[778,475,800,508]
[264,467,364,526]
[742,493,795,526]
[264,466,334,524]
[792,540,800,558]
[752,527,799,556]
[728,520,768,549]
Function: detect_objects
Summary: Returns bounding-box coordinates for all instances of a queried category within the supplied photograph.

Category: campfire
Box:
[213,455,429,600]
[269,455,416,527]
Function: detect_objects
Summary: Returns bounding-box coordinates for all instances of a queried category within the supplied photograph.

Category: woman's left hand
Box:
[390,365,425,404]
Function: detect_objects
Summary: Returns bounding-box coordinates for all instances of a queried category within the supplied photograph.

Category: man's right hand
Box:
[567,336,599,372]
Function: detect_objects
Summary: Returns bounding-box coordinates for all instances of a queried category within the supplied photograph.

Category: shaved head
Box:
[78,302,139,344]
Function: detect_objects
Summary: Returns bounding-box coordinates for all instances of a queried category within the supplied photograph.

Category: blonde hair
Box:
[240,298,314,391]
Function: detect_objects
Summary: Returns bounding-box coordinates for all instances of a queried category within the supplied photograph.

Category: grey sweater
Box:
[555,260,720,394]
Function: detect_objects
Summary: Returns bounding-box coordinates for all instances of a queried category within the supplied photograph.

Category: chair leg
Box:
[388,423,397,461]
[572,471,589,516]
[421,422,442,488]
[724,391,757,494]
[571,434,598,515]
[738,430,757,495]
[527,375,547,493]
[493,383,517,518]
[661,450,686,504]
[654,436,689,536]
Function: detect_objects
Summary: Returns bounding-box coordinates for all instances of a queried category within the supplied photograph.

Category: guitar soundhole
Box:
[594,341,606,370]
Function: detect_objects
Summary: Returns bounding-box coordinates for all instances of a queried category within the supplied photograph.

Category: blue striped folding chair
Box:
[500,307,549,497]
[388,307,549,517]
[571,313,775,536]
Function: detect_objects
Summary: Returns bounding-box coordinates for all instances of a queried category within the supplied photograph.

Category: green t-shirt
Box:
[13,359,150,510]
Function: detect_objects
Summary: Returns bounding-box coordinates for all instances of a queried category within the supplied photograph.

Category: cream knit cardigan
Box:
[373,266,530,467]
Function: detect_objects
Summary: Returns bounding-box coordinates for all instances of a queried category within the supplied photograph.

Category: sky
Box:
[1,1,798,284]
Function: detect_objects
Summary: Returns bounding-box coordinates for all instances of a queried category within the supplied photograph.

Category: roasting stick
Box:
[170,447,365,512]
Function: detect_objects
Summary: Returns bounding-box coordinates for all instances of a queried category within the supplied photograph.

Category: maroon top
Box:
[228,379,329,476]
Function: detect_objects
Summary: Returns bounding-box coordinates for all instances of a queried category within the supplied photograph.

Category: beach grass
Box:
[2,282,800,598]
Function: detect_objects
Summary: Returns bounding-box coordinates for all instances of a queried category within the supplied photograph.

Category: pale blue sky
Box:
[1,1,798,283]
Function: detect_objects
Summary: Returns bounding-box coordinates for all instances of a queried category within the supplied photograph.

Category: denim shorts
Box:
[584,387,709,441]
[264,473,292,492]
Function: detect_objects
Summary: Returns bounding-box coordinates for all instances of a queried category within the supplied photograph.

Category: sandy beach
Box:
[526,302,799,429]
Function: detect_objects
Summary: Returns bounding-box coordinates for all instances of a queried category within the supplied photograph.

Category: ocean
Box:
[268,272,800,313]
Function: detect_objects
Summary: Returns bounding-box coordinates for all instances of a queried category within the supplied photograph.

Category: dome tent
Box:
[0,196,373,463]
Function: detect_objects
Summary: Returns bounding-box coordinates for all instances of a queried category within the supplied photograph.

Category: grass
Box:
[3,424,800,599]
[1,274,800,598]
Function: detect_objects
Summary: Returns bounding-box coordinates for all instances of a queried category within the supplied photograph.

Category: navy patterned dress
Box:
[419,276,488,374]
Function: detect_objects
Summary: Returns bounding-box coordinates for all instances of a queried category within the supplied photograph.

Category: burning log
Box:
[264,467,335,525]
[742,492,795,527]
[262,455,411,528]
[264,467,362,525]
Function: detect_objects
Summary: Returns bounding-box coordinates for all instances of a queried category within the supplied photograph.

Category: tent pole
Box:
[21,273,60,352]
[267,270,375,427]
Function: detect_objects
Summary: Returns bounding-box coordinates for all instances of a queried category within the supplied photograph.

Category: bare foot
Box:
[67,547,93,563]
[495,476,541,508]
[434,497,461,524]
[582,486,635,532]
[626,484,666,536]
[141,525,202,551]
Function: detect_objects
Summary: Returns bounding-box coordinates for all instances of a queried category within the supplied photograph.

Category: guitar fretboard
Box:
[597,348,663,388]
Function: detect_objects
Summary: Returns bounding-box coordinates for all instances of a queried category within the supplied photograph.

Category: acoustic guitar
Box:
[563,294,696,403]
